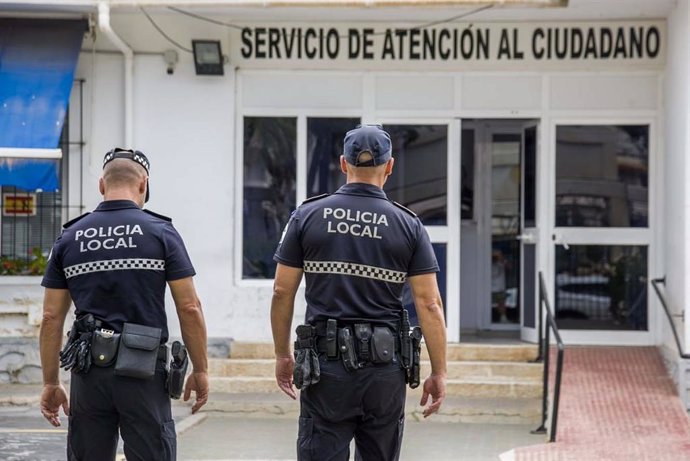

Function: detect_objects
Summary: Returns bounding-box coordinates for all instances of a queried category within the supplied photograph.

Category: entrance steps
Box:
[207,342,542,424]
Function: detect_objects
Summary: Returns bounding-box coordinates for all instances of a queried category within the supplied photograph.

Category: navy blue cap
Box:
[343,124,392,166]
[103,148,151,202]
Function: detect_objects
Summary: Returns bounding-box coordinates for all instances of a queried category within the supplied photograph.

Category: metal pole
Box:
[550,342,565,442]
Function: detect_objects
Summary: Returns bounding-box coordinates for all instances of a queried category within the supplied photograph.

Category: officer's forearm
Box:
[271,293,295,358]
[416,299,447,376]
[271,264,303,358]
[39,313,65,385]
[178,302,208,373]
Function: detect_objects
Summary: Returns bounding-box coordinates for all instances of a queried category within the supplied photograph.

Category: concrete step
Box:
[209,376,542,399]
[201,392,542,425]
[209,358,543,381]
[230,342,539,362]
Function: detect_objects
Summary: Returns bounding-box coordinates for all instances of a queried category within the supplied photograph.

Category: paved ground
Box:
[513,347,690,461]
[3,347,690,460]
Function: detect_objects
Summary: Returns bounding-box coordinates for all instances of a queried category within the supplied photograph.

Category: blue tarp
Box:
[0,19,85,191]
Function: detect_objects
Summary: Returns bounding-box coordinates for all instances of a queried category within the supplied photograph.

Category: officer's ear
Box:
[384,158,395,177]
[340,155,348,174]
[139,176,148,197]
[98,177,105,196]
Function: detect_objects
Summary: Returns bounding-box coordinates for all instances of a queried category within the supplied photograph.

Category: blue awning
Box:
[0,18,86,192]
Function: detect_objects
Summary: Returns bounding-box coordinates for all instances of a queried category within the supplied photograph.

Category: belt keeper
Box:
[326,319,338,358]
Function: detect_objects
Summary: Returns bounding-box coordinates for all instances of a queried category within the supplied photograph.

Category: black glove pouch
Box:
[370,327,395,364]
[91,329,120,367]
[114,323,162,380]
[293,348,320,390]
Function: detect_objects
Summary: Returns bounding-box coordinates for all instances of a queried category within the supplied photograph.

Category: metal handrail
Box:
[651,277,690,359]
[532,271,565,443]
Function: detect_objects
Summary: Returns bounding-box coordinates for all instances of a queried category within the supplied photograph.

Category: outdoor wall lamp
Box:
[192,40,225,76]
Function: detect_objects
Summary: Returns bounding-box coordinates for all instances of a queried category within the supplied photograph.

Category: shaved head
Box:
[100,158,148,206]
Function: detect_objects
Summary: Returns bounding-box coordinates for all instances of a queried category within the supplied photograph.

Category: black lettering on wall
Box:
[630,27,643,58]
[283,28,297,58]
[395,29,407,59]
[326,28,339,59]
[600,28,612,58]
[409,29,421,59]
[647,26,660,58]
[363,28,374,59]
[614,28,627,58]
[348,29,361,58]
[305,28,317,59]
[255,27,266,59]
[512,29,524,59]
[571,28,583,58]
[460,28,474,59]
[241,28,252,58]
[554,29,568,59]
[381,30,395,59]
[497,29,511,59]
[583,28,597,59]
[269,28,281,58]
[423,29,436,60]
[532,28,545,59]
[439,29,451,60]
[477,28,490,59]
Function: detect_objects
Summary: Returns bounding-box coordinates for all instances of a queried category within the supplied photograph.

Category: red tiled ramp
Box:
[509,347,690,461]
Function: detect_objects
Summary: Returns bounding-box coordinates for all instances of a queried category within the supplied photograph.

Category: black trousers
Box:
[298,355,407,461]
[68,361,175,461]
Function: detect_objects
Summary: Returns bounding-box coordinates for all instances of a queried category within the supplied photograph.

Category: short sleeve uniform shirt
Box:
[274,183,438,327]
[42,200,195,342]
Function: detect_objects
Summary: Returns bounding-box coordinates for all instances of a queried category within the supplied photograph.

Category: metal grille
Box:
[0,79,85,268]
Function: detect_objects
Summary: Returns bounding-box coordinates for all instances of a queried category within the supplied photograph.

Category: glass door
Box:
[520,123,539,342]
[551,122,653,344]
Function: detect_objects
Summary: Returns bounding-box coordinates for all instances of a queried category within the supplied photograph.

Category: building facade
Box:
[1,0,690,400]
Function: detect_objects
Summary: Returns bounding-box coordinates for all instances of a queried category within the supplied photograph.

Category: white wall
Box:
[663,0,690,353]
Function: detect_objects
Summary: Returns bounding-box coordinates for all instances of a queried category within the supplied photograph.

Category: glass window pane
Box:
[383,124,448,226]
[243,117,296,279]
[524,126,537,227]
[556,125,649,227]
[306,118,360,197]
[402,243,446,326]
[461,128,475,221]
[555,245,648,331]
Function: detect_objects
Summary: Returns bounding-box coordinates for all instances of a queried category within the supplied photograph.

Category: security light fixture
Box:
[192,40,224,76]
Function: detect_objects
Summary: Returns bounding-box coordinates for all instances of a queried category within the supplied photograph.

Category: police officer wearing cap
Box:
[271,125,448,460]
[39,148,209,461]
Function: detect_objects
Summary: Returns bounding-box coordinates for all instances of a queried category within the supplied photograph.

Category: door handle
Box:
[552,234,570,250]
[516,233,536,244]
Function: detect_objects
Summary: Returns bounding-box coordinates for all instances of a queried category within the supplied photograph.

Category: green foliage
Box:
[0,247,48,276]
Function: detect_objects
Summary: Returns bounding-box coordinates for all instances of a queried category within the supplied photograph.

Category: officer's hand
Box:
[420,373,446,418]
[275,354,296,400]
[184,371,209,414]
[40,383,70,427]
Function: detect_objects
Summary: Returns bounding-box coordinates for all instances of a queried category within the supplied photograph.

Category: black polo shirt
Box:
[42,200,195,342]
[274,182,439,327]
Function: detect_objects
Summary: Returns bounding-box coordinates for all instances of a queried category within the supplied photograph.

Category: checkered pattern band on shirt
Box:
[63,259,165,279]
[303,260,407,284]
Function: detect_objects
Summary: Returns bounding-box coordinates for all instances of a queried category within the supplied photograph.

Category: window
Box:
[242,117,296,279]
[383,124,448,226]
[306,118,359,197]
[556,125,649,228]
[554,244,648,331]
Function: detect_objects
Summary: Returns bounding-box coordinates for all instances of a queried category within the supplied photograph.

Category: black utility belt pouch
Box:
[114,323,162,380]
[91,329,120,367]
[370,326,395,364]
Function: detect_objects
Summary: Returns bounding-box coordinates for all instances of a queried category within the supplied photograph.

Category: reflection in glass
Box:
[556,125,649,227]
[306,118,360,197]
[383,125,448,226]
[243,117,296,279]
[491,134,521,324]
[523,126,537,228]
[555,245,648,331]
[402,244,447,326]
[461,129,475,220]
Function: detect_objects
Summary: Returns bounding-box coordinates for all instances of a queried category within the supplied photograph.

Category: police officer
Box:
[39,148,209,461]
[271,125,447,460]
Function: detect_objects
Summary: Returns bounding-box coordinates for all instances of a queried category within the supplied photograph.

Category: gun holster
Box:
[166,341,188,399]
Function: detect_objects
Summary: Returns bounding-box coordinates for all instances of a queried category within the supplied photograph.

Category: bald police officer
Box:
[271,125,447,460]
[39,148,209,461]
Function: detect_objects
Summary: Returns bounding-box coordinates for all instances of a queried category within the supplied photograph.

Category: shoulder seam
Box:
[143,209,172,222]
[62,212,90,229]
[391,201,416,217]
[302,193,329,204]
